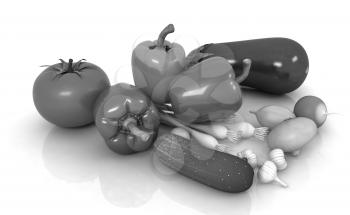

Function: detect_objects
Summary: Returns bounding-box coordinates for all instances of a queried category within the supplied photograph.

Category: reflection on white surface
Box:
[98,153,158,208]
[40,88,331,214]
[151,146,252,215]
[43,126,158,208]
[42,124,252,214]
[43,126,104,182]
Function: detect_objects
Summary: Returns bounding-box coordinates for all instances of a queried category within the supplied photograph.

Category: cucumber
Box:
[154,134,254,193]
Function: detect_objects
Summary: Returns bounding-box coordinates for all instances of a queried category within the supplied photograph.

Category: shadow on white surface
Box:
[98,152,158,208]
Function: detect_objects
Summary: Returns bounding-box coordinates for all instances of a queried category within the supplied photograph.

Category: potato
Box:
[267,117,317,154]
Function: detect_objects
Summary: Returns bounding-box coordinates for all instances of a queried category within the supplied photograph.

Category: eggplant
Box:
[195,38,309,94]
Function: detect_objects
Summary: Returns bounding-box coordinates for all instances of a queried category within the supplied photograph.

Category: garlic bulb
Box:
[269,149,287,171]
[237,149,258,168]
[258,161,288,188]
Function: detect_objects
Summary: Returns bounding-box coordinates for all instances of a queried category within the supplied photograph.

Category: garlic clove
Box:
[258,161,288,188]
[269,148,288,171]
[237,149,258,169]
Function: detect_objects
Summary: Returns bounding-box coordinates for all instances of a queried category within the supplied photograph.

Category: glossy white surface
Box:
[0,1,349,214]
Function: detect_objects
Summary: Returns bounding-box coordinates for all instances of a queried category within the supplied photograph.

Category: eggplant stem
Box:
[157,24,175,48]
[235,58,252,84]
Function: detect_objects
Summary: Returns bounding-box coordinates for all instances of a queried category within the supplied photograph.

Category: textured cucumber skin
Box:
[154,134,254,193]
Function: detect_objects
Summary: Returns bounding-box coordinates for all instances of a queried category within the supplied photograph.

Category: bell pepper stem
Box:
[124,118,152,142]
[157,24,175,48]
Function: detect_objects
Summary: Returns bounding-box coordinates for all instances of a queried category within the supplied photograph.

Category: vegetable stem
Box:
[124,118,152,142]
[157,24,175,48]
[235,58,251,84]
[67,59,74,73]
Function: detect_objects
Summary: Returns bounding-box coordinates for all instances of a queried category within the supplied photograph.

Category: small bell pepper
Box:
[167,52,252,123]
[94,83,160,154]
[132,24,186,104]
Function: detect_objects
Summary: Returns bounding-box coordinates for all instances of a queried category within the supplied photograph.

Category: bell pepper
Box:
[94,83,160,154]
[132,24,186,104]
[167,52,252,123]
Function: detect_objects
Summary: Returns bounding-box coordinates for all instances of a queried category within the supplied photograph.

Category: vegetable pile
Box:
[33,24,330,193]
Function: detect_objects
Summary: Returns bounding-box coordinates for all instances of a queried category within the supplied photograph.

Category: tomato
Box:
[33,59,110,127]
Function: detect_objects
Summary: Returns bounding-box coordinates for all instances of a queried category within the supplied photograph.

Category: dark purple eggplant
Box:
[194,38,309,94]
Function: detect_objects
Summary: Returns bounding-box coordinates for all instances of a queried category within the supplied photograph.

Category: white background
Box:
[0,0,349,214]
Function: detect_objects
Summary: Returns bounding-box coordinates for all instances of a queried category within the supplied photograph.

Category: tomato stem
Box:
[67,59,74,73]
[157,24,174,48]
